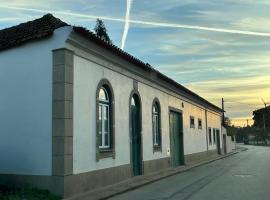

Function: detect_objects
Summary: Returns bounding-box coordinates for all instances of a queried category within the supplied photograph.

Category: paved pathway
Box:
[109,145,270,200]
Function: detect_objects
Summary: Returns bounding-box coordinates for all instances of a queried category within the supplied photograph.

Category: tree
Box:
[253,106,270,129]
[224,116,231,127]
[94,19,112,44]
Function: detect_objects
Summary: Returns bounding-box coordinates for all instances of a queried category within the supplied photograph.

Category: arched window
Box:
[96,79,115,161]
[98,87,110,149]
[152,99,161,148]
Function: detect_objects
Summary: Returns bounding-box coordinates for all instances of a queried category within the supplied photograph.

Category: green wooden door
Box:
[216,130,221,155]
[131,95,142,176]
[223,134,227,154]
[169,111,184,167]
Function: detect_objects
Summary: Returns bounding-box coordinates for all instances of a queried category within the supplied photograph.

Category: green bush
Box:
[0,186,60,200]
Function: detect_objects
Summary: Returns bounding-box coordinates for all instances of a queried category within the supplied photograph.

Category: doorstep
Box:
[65,149,244,200]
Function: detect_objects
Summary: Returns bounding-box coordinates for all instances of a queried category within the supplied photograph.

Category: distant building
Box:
[253,106,270,129]
[0,14,233,198]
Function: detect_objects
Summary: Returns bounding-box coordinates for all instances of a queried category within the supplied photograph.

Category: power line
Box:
[225,101,262,107]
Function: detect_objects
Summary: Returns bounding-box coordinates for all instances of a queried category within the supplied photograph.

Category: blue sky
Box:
[1,0,270,126]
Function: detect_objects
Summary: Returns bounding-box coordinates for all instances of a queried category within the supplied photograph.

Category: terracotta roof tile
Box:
[0,13,68,51]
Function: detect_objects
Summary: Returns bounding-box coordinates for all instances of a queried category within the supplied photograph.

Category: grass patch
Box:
[0,186,60,200]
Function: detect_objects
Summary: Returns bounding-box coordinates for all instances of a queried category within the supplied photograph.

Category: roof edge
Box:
[0,13,69,51]
[72,26,223,113]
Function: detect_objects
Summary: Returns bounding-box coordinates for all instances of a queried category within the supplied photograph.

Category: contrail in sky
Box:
[121,0,132,50]
[1,5,270,37]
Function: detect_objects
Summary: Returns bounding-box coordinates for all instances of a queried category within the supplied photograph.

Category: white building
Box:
[0,14,232,198]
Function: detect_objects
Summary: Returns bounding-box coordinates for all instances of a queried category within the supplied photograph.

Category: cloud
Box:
[232,17,270,32]
[121,0,132,50]
[1,5,270,37]
[158,43,210,56]
[0,17,23,22]
[127,19,270,37]
[184,74,270,121]
[224,0,270,5]
[0,5,125,22]
[1,1,270,126]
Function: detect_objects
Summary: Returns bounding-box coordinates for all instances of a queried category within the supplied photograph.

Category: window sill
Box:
[96,149,115,161]
[99,148,113,152]
[153,145,162,152]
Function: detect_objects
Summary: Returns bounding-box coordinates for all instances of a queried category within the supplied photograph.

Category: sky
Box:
[1,0,270,127]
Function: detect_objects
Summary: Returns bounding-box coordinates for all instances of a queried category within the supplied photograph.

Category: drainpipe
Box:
[221,98,224,154]
[205,108,208,151]
[221,115,223,154]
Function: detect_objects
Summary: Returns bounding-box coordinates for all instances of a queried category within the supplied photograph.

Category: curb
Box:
[66,149,245,200]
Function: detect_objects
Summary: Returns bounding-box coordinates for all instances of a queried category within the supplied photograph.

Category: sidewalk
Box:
[66,148,246,200]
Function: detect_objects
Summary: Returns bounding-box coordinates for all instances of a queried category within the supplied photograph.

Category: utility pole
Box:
[262,98,267,108]
[247,119,249,127]
[222,98,225,126]
[261,98,266,130]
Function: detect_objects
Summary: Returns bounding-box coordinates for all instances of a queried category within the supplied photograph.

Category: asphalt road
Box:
[109,145,270,200]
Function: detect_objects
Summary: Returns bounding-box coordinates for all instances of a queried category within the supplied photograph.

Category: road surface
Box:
[109,145,270,200]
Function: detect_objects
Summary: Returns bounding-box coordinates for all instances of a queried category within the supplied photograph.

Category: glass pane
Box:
[153,116,156,144]
[190,117,194,126]
[99,105,102,129]
[104,132,109,146]
[98,105,102,147]
[156,116,160,145]
[153,115,160,145]
[99,87,109,101]
[104,106,109,132]
[153,104,158,113]
[131,97,135,106]
[99,132,102,147]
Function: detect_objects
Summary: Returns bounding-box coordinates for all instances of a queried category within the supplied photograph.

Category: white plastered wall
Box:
[0,26,72,175]
[207,111,223,151]
[222,126,236,153]
[73,55,133,173]
[72,51,222,174]
[139,83,211,160]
